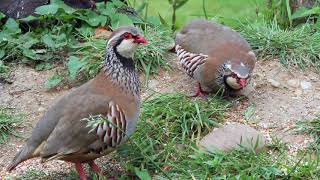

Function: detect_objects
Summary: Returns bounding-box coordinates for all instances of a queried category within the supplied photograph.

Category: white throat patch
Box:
[226,76,242,89]
[116,39,138,58]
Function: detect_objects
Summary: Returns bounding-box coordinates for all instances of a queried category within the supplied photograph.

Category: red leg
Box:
[88,161,103,174]
[89,161,117,180]
[190,82,209,98]
[75,162,88,180]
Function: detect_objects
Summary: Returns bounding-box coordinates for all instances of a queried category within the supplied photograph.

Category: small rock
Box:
[300,81,312,90]
[287,79,300,88]
[294,89,302,97]
[38,107,45,112]
[148,79,159,89]
[268,79,281,88]
[199,124,266,153]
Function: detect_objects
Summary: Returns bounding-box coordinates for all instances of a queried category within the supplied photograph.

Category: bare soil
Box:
[0,56,319,178]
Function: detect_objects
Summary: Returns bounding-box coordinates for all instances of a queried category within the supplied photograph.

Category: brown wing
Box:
[42,99,131,162]
[175,19,251,55]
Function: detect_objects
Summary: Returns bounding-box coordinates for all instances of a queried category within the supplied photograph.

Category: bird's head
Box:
[221,51,256,90]
[107,26,148,59]
[223,61,251,90]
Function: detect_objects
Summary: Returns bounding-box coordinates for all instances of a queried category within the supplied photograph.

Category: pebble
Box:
[294,89,302,97]
[300,81,312,90]
[38,107,45,112]
[287,79,300,88]
[268,79,281,88]
[148,79,159,89]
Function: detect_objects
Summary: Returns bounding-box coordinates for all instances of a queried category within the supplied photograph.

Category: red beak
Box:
[239,79,247,88]
[134,35,148,44]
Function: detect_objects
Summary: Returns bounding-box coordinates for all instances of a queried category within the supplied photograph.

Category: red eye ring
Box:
[124,32,132,39]
[231,72,238,78]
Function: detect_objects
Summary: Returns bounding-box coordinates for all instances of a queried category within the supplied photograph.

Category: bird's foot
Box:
[89,161,104,175]
[190,90,209,99]
[75,162,88,180]
[189,82,210,99]
[88,161,117,180]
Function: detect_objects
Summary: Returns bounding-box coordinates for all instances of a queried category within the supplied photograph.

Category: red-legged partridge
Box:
[7,26,147,180]
[175,19,256,97]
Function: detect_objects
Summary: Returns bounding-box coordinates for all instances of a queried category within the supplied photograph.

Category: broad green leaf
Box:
[55,33,68,48]
[45,74,62,89]
[117,14,134,26]
[76,25,94,37]
[0,31,9,42]
[35,4,59,15]
[134,168,151,180]
[77,11,106,27]
[4,18,21,34]
[20,33,39,48]
[111,14,133,29]
[21,48,37,60]
[88,14,107,27]
[42,34,55,48]
[0,50,5,59]
[57,2,76,14]
[146,16,161,26]
[100,2,116,16]
[0,12,6,19]
[112,0,126,7]
[67,56,87,80]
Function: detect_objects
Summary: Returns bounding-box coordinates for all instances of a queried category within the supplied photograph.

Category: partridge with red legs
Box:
[7,26,147,180]
[175,19,256,97]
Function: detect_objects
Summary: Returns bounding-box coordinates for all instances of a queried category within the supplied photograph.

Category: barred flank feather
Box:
[175,45,208,77]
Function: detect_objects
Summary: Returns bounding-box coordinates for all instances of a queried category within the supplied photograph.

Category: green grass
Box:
[114,93,229,178]
[130,0,266,29]
[65,25,173,88]
[18,170,47,180]
[99,93,319,179]
[238,19,320,70]
[0,1,174,89]
[0,60,10,82]
[15,94,320,179]
[0,107,22,143]
[294,115,320,152]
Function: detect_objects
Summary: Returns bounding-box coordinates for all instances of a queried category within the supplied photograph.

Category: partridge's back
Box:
[175,19,251,55]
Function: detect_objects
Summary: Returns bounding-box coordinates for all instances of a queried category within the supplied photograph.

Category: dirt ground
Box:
[0,55,319,178]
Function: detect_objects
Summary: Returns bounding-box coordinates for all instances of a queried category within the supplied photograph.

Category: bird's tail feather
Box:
[7,145,34,171]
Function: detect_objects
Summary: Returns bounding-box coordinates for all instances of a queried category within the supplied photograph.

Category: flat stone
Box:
[38,107,45,112]
[300,81,312,90]
[199,123,266,153]
[287,79,300,88]
[268,79,281,88]
[148,79,159,89]
[294,89,303,97]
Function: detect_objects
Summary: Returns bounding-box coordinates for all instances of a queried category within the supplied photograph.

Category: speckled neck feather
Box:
[216,64,228,89]
[103,44,140,97]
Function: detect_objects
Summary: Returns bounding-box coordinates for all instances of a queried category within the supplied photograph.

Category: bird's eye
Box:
[231,73,238,78]
[123,32,132,39]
